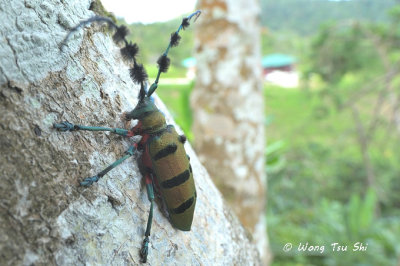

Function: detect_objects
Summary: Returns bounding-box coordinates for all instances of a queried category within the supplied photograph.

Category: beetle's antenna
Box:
[146,10,201,97]
[61,16,118,49]
[60,15,148,95]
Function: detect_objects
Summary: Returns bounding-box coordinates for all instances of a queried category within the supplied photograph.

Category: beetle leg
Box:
[179,134,187,144]
[140,173,155,263]
[80,144,137,186]
[53,121,129,137]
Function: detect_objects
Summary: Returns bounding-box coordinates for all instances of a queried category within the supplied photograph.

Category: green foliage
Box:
[269,188,400,265]
[265,3,400,262]
[261,0,398,35]
[265,84,400,265]
[309,22,381,83]
[266,140,287,174]
[346,188,376,239]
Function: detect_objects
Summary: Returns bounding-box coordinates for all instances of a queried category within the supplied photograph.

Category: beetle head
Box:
[126,96,158,120]
[125,82,160,120]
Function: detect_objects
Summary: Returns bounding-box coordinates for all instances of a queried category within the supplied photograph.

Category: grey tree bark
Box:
[0,0,261,265]
[192,0,269,264]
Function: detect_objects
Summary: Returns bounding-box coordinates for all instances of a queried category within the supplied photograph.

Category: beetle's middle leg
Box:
[53,121,129,137]
[80,144,137,186]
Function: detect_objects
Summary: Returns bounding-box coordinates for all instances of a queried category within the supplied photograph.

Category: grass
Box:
[264,85,356,152]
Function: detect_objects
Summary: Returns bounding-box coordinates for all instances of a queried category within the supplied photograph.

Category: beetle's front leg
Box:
[53,121,75,131]
[53,121,129,137]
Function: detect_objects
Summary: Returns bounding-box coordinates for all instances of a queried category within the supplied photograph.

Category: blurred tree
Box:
[191,0,268,263]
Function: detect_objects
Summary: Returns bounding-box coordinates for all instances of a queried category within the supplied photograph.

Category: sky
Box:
[101,0,198,24]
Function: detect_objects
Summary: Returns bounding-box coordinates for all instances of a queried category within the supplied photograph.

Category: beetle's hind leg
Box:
[80,144,137,186]
[140,173,155,263]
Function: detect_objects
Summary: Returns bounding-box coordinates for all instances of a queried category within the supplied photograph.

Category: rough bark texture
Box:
[0,0,261,265]
[192,0,269,263]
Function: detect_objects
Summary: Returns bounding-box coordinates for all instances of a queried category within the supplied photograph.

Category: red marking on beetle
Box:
[145,174,152,184]
[141,135,152,169]
[127,121,143,137]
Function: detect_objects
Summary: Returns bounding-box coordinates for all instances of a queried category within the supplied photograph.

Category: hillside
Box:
[261,0,398,35]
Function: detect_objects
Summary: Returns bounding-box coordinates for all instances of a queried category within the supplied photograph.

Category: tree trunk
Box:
[0,0,260,264]
[192,0,269,264]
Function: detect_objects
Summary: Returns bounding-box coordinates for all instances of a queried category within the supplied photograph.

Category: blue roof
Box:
[262,54,296,68]
[182,57,196,68]
[182,55,296,68]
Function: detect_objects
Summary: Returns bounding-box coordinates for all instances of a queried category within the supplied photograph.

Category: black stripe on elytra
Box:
[154,143,177,160]
[171,196,195,214]
[189,163,193,173]
[161,170,190,189]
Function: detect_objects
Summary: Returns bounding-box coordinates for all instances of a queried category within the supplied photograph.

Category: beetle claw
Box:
[53,121,75,131]
[140,236,149,263]
[80,176,99,187]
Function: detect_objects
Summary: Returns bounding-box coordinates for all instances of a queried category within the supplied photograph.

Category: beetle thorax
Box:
[140,111,167,133]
